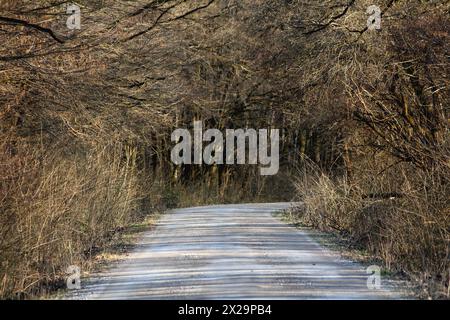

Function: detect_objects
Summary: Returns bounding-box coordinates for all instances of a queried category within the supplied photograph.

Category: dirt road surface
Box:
[66,203,407,299]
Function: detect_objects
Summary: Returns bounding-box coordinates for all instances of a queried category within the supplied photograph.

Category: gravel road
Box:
[66,203,407,299]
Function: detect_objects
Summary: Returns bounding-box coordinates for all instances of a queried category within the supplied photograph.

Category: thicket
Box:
[0,0,448,298]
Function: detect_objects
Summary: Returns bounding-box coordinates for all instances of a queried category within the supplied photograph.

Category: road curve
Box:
[67,203,406,300]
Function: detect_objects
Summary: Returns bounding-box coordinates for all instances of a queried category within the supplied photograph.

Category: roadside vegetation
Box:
[0,0,448,299]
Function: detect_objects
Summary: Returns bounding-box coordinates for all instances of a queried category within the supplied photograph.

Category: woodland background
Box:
[0,0,448,299]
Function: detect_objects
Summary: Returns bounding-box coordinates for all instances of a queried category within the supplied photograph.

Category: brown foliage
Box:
[0,0,448,298]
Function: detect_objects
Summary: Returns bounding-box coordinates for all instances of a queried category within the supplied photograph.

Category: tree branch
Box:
[0,16,65,43]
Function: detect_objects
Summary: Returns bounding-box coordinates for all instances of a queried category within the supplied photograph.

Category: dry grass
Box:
[293,159,449,299]
[0,140,157,299]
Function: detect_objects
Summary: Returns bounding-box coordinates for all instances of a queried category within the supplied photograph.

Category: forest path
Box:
[67,203,406,299]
